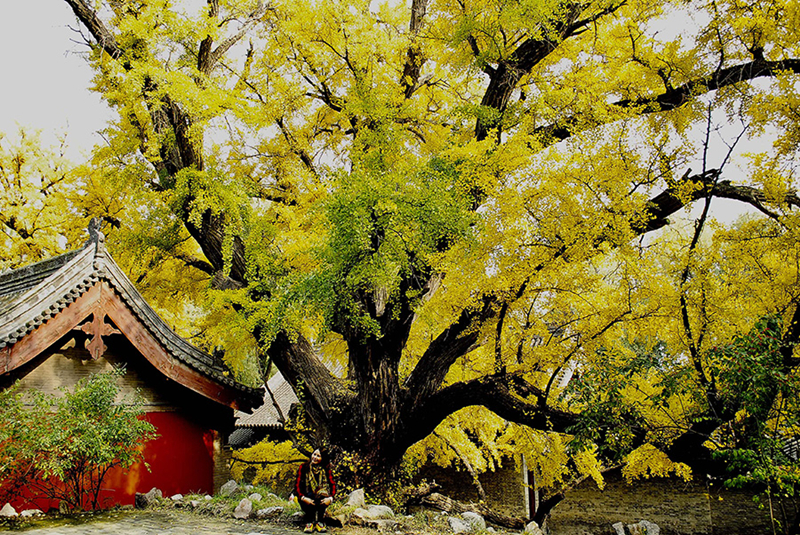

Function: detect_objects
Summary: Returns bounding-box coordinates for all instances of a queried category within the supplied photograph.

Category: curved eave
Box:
[0,240,263,412]
[0,246,97,346]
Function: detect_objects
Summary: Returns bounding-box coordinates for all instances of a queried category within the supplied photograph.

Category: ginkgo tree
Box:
[0,129,87,269]
[47,0,800,513]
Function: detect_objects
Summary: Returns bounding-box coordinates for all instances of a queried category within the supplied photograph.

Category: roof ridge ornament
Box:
[85,218,107,274]
[85,217,106,248]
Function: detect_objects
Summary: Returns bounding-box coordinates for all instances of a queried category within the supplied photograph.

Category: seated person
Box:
[296,448,336,533]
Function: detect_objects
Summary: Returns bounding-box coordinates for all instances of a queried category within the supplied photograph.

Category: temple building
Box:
[0,221,262,510]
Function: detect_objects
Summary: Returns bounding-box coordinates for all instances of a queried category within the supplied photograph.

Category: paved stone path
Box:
[12,510,303,535]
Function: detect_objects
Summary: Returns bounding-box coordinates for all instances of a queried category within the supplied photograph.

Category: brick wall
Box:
[215,443,233,494]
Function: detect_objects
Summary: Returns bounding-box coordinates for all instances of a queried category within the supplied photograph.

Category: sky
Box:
[0,1,114,159]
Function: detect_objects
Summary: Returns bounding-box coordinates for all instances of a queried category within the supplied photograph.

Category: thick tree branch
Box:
[208,3,267,69]
[0,215,32,241]
[619,58,800,112]
[197,0,219,76]
[536,58,800,144]
[64,0,251,286]
[266,331,343,432]
[400,0,428,98]
[404,168,722,409]
[401,168,800,450]
[475,1,626,140]
[711,180,800,219]
[172,253,215,276]
[64,0,123,63]
[404,373,578,450]
[403,295,497,411]
[276,117,318,180]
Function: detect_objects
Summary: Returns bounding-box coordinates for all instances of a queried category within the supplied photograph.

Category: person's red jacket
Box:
[296,461,337,501]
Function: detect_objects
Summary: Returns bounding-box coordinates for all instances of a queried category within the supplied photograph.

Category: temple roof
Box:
[0,220,263,411]
[235,370,299,429]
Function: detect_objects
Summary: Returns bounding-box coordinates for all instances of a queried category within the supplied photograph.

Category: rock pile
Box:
[0,503,44,519]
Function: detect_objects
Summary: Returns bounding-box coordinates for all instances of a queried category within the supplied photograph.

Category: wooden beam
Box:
[4,283,100,373]
[1,345,9,374]
[77,307,120,359]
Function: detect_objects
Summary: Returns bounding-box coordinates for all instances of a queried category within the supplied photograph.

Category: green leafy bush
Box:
[0,369,157,510]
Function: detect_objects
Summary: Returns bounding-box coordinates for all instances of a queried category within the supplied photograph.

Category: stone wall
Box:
[412,459,797,534]
[547,470,792,535]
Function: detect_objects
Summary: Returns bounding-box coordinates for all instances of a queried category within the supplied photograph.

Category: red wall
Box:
[103,411,216,505]
[4,411,216,511]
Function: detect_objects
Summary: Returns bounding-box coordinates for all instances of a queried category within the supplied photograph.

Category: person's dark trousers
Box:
[300,499,328,524]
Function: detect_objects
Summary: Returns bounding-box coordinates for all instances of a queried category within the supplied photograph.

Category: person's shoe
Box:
[304,523,314,533]
[315,522,327,532]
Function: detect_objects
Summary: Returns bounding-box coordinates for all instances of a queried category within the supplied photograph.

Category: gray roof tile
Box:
[235,370,298,428]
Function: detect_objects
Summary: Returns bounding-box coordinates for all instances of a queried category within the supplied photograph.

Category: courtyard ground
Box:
[1,508,513,535]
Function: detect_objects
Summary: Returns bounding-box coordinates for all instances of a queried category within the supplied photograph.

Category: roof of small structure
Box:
[235,370,298,429]
[0,220,263,412]
[229,426,260,449]
[235,360,345,429]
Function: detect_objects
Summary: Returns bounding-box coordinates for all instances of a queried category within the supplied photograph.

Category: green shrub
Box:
[0,369,157,510]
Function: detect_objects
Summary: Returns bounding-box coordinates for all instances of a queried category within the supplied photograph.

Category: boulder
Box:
[612,522,626,535]
[524,520,544,535]
[641,520,660,534]
[248,493,263,502]
[353,504,394,520]
[628,520,660,535]
[461,512,486,531]
[448,517,470,533]
[20,509,43,518]
[135,487,162,509]
[234,498,253,519]
[0,503,17,517]
[171,494,183,501]
[190,500,202,508]
[368,519,399,531]
[346,488,367,509]
[220,480,240,497]
[331,512,349,527]
[257,506,284,518]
